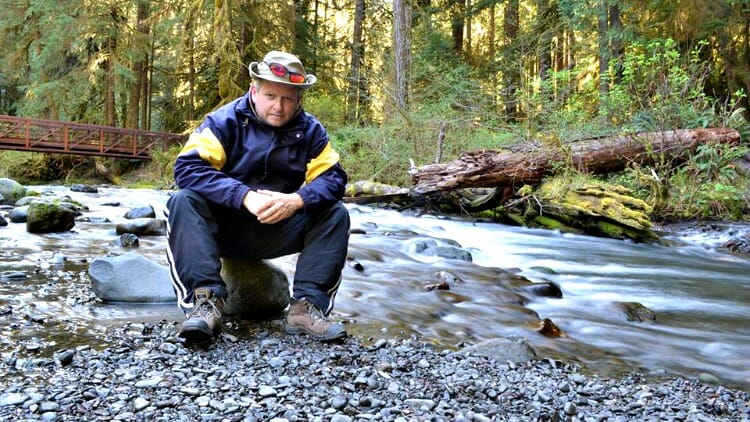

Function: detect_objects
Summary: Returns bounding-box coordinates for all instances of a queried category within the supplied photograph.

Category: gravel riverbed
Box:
[0,318,748,421]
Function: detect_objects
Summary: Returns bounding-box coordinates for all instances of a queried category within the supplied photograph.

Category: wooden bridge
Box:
[0,114,185,160]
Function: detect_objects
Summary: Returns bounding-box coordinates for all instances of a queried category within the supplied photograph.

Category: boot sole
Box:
[178,328,216,343]
[178,321,219,343]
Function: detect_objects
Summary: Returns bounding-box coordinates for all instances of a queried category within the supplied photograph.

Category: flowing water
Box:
[1,186,749,390]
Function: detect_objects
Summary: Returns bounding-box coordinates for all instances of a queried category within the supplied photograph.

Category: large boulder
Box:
[88,252,290,318]
[26,202,76,233]
[89,252,175,303]
[220,257,290,317]
[0,178,28,206]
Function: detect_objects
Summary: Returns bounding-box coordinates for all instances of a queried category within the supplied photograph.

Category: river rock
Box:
[88,252,290,317]
[8,206,27,223]
[14,196,46,206]
[26,202,76,233]
[115,218,167,236]
[405,238,474,262]
[70,184,98,193]
[520,280,563,298]
[124,205,156,219]
[616,301,656,322]
[0,178,28,206]
[459,336,538,363]
[723,232,750,255]
[114,233,140,247]
[220,258,290,317]
[89,252,175,303]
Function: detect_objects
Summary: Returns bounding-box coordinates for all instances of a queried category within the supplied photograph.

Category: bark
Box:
[503,0,520,120]
[466,0,471,58]
[598,0,609,95]
[392,0,412,110]
[609,3,623,84]
[535,0,551,80]
[346,0,366,123]
[449,0,465,55]
[411,128,741,195]
[105,32,117,126]
[126,0,149,129]
[488,3,495,70]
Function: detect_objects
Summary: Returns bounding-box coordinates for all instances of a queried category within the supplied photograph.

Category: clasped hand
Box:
[243,189,303,224]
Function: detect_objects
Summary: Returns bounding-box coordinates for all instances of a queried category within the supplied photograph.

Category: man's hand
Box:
[242,190,272,216]
[243,189,303,224]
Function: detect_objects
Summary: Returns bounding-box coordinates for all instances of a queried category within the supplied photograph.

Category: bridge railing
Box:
[0,115,185,159]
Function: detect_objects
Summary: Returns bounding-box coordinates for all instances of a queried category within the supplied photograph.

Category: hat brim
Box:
[248,62,317,88]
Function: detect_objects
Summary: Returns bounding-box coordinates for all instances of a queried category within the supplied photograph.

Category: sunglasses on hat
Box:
[264,61,306,84]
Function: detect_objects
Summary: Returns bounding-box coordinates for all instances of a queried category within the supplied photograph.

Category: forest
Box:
[1,0,749,222]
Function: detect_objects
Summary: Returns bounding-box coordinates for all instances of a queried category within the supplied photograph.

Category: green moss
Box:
[522,174,658,241]
[504,212,526,226]
[532,215,582,233]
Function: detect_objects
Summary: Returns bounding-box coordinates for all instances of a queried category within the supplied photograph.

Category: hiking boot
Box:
[178,288,224,342]
[284,298,347,341]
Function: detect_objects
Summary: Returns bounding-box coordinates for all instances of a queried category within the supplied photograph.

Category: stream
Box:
[1,185,749,391]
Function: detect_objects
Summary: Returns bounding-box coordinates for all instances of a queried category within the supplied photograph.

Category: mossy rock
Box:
[26,202,76,233]
[537,178,653,230]
[0,178,29,206]
[516,176,658,242]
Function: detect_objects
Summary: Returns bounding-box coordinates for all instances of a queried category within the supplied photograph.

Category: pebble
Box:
[0,320,747,421]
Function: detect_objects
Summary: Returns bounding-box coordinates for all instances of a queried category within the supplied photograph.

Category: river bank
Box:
[1,319,748,421]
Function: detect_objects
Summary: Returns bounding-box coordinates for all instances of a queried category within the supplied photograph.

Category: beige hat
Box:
[248,51,317,88]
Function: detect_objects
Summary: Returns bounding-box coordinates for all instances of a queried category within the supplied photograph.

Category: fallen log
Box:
[343,180,410,205]
[411,128,741,195]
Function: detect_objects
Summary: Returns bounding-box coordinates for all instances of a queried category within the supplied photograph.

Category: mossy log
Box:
[411,128,741,195]
[343,180,410,205]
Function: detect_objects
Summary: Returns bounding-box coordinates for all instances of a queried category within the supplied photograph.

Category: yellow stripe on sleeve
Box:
[179,127,227,170]
[306,142,340,183]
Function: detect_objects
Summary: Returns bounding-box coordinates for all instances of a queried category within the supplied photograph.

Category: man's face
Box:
[251,81,301,127]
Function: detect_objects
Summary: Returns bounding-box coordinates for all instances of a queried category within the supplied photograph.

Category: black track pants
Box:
[165,189,350,314]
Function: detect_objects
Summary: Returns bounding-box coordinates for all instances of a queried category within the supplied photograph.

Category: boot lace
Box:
[304,300,329,325]
[188,297,221,319]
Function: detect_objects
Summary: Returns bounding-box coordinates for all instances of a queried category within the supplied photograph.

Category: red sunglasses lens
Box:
[288,73,306,83]
[267,62,306,84]
[268,63,287,77]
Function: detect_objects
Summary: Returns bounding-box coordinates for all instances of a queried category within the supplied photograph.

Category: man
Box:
[166,50,350,343]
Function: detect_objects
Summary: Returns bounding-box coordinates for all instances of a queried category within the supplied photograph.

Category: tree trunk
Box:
[598,0,609,95]
[609,3,623,85]
[184,6,197,122]
[466,0,472,60]
[502,0,520,120]
[346,0,366,123]
[126,0,149,129]
[535,0,551,80]
[411,128,741,195]
[392,0,412,110]
[105,33,117,126]
[449,0,465,55]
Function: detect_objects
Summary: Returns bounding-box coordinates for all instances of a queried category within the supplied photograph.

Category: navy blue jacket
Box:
[173,91,347,213]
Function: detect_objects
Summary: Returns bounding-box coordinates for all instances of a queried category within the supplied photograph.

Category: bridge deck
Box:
[0,115,184,160]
